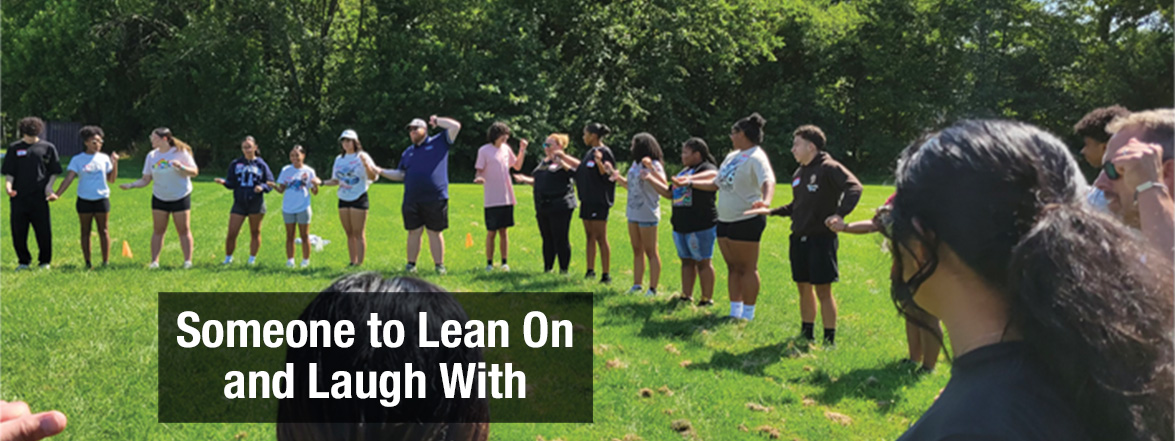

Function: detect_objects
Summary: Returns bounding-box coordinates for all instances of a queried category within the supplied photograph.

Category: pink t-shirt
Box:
[475,143,517,207]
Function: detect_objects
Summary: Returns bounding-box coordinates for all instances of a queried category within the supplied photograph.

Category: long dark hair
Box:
[885,120,1173,441]
[584,122,611,139]
[631,133,666,180]
[277,272,490,441]
[683,137,716,166]
[732,113,766,144]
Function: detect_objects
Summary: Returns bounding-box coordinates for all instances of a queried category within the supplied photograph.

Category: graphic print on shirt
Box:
[283,169,311,191]
[81,161,106,175]
[806,173,819,193]
[234,162,261,187]
[672,168,696,207]
[335,161,362,190]
[717,151,751,191]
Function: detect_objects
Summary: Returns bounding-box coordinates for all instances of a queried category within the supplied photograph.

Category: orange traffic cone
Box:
[122,240,134,259]
[465,232,474,248]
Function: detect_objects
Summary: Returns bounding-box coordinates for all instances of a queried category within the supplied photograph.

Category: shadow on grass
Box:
[792,359,926,412]
[600,297,691,326]
[686,336,814,380]
[636,313,731,340]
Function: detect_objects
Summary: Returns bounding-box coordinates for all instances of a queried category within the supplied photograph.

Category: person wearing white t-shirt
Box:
[270,145,321,268]
[53,125,119,268]
[693,113,776,321]
[320,129,380,266]
[119,127,199,269]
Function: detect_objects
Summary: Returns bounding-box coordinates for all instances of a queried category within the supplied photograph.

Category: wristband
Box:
[1135,181,1169,200]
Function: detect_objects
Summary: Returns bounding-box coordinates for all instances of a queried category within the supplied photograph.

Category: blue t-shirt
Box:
[399,129,452,204]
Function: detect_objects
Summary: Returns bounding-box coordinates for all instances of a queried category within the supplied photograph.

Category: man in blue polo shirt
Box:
[379,115,462,274]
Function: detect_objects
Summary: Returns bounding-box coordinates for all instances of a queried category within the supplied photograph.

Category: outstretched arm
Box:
[433,115,462,143]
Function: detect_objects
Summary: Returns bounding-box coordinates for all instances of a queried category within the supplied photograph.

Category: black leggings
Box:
[10,197,52,265]
[536,208,574,272]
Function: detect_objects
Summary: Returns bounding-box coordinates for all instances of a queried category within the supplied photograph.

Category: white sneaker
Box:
[182,261,193,269]
[645,288,658,297]
[405,263,418,273]
[286,260,296,268]
[247,256,256,265]
[501,264,510,272]
[628,285,643,294]
[222,256,234,265]
[147,262,160,269]
[38,264,51,270]
[485,265,494,272]
[301,259,310,268]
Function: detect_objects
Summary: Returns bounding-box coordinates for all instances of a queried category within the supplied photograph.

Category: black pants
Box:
[536,208,573,272]
[10,197,52,265]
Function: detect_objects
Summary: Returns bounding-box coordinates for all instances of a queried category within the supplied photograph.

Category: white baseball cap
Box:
[406,118,427,129]
[338,129,359,141]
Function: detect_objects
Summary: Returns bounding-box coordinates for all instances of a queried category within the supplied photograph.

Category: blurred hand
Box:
[6,188,16,198]
[118,183,131,190]
[825,215,845,232]
[670,175,688,186]
[519,139,529,151]
[742,207,772,216]
[45,192,58,202]
[639,170,652,181]
[0,401,67,441]
[751,200,771,210]
[429,115,438,127]
[253,185,264,193]
[593,150,603,162]
[1112,138,1165,193]
[641,157,653,169]
[511,174,525,184]
[170,161,183,170]
[213,178,226,185]
[110,152,119,162]
[473,176,486,184]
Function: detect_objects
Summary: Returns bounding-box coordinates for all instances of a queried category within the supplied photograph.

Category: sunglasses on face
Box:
[1103,161,1121,180]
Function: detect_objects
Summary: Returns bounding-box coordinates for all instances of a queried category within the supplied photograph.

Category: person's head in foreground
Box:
[883,120,1173,440]
[1092,108,1175,227]
[1073,105,1130,168]
[277,273,489,441]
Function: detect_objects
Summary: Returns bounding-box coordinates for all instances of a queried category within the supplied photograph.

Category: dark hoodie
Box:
[770,151,862,235]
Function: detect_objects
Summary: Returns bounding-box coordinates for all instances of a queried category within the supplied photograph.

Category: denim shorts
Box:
[632,220,658,228]
[673,226,717,260]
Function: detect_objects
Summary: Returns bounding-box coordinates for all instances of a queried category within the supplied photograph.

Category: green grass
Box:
[0,180,947,440]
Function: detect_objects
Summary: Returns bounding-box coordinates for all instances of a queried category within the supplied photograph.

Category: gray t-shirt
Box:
[625,160,665,223]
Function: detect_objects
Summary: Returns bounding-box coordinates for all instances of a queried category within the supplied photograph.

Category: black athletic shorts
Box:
[403,199,449,231]
[152,195,191,212]
[579,203,610,221]
[231,197,266,215]
[485,205,515,231]
[338,192,369,210]
[716,215,767,242]
[790,233,839,284]
[76,198,110,214]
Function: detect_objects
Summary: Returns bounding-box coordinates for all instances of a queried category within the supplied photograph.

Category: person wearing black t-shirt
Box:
[2,117,62,270]
[571,122,616,283]
[513,133,578,273]
[646,137,719,306]
[883,120,1171,441]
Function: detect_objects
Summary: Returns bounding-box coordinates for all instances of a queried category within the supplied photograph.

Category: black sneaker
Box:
[584,269,596,279]
[599,273,612,284]
[697,299,714,307]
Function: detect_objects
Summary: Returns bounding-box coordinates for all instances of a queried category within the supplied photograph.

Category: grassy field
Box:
[0,178,947,440]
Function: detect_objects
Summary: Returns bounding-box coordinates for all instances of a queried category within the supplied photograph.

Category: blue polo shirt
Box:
[399,129,452,204]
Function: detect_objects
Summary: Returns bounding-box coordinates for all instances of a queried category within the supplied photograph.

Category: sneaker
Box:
[222,256,234,265]
[628,285,643,294]
[85,261,92,270]
[559,269,569,275]
[247,257,257,265]
[405,263,417,273]
[182,261,193,269]
[697,299,714,307]
[38,264,51,270]
[14,264,29,271]
[600,273,612,284]
[485,265,494,272]
[645,288,657,297]
[286,260,296,268]
[676,296,694,303]
[584,269,596,279]
[301,259,310,268]
[501,264,510,272]
[435,265,447,275]
[147,262,160,270]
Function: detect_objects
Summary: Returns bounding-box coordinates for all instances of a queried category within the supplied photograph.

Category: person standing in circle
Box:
[53,125,119,269]
[271,145,320,268]
[653,137,718,306]
[608,133,667,296]
[474,122,526,272]
[321,129,380,267]
[571,122,616,283]
[693,113,775,321]
[213,136,274,266]
[119,127,199,269]
[513,133,578,274]
[3,116,62,270]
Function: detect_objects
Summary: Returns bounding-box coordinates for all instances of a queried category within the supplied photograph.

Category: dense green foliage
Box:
[3,0,1171,178]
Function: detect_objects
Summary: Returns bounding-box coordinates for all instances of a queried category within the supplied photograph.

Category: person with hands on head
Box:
[212,136,275,266]
[1091,108,1175,261]
[609,133,668,296]
[758,124,862,344]
[692,113,776,321]
[474,122,526,271]
[118,127,199,269]
[53,125,118,269]
[319,129,380,267]
[648,137,719,306]
[2,116,63,270]
[376,115,461,274]
[512,133,579,274]
[269,145,321,268]
[0,400,67,441]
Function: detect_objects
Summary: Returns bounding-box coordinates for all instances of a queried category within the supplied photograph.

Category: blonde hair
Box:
[549,133,570,150]
[1106,108,1174,160]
